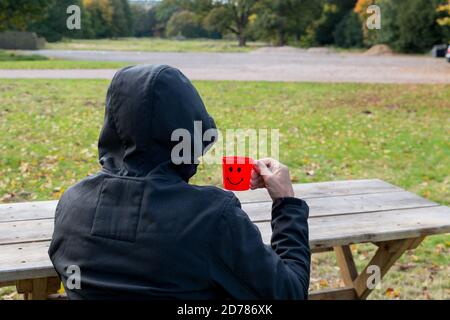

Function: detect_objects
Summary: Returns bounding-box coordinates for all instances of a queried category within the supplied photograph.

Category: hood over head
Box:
[98,64,217,181]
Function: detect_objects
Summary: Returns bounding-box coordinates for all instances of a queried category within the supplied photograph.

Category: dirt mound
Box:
[363,44,394,56]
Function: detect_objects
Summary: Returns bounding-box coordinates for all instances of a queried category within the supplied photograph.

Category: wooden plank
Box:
[308,287,357,300]
[235,179,402,204]
[407,236,425,250]
[255,206,450,249]
[245,191,438,222]
[17,277,60,300]
[0,191,438,246]
[353,238,416,299]
[31,278,49,300]
[0,280,15,287]
[0,242,56,282]
[0,219,54,245]
[1,205,449,249]
[0,179,401,223]
[2,206,448,283]
[334,246,358,286]
[0,201,57,223]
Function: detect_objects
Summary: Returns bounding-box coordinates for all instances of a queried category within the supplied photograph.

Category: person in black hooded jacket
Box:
[49,64,310,300]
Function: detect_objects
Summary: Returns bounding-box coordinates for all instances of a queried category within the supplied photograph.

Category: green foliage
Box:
[28,0,93,42]
[81,0,133,38]
[203,0,258,46]
[109,0,133,37]
[0,0,54,31]
[334,11,363,48]
[253,0,322,46]
[0,59,128,69]
[395,0,443,53]
[363,0,399,47]
[313,0,357,45]
[131,5,157,37]
[2,0,448,52]
[166,10,205,38]
[0,50,48,61]
[364,0,447,52]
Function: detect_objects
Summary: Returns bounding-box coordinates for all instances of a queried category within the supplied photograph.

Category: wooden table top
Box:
[1,179,449,283]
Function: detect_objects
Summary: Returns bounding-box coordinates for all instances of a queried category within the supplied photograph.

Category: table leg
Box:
[334,245,358,287]
[16,277,60,300]
[352,237,423,299]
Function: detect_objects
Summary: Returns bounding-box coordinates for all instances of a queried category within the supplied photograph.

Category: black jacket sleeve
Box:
[210,196,310,299]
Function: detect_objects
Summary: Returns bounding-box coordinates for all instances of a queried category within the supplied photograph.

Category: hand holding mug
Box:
[250,158,295,200]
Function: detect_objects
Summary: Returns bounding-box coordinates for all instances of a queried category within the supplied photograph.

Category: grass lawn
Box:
[0,50,129,69]
[0,60,130,69]
[0,79,449,299]
[47,37,266,52]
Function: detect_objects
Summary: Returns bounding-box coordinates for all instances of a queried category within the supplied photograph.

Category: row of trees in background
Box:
[0,0,449,53]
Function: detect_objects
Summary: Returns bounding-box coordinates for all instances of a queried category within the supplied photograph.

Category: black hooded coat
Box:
[49,65,310,299]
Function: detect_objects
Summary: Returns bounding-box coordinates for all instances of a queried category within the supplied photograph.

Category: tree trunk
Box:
[277,29,286,46]
[238,34,247,47]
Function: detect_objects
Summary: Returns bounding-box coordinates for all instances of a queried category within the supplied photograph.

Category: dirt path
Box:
[1,49,449,83]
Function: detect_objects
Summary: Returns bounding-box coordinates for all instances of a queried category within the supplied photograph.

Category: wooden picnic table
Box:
[0,179,449,300]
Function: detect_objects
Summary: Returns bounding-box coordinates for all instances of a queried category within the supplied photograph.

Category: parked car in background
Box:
[446,45,450,62]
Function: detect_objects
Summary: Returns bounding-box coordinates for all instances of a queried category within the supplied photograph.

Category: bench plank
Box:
[244,191,437,222]
[0,191,440,246]
[0,242,55,282]
[0,219,54,245]
[234,179,401,203]
[0,190,436,226]
[0,180,449,285]
[0,201,57,223]
[1,205,449,251]
[256,206,450,249]
[2,205,449,282]
[0,179,402,223]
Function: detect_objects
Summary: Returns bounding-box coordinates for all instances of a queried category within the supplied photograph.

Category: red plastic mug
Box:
[222,156,254,191]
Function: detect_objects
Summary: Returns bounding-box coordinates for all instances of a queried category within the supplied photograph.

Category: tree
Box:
[313,0,356,45]
[28,0,94,42]
[253,0,322,46]
[153,0,183,36]
[131,5,157,37]
[166,10,205,38]
[83,0,133,38]
[334,11,363,48]
[83,0,114,38]
[395,0,443,52]
[0,0,54,31]
[436,0,450,42]
[110,0,133,37]
[203,0,258,46]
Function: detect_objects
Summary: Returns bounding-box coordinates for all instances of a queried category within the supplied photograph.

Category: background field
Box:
[0,50,129,69]
[47,38,266,52]
[0,79,448,299]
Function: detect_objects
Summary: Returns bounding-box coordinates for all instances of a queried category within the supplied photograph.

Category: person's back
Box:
[49,65,310,299]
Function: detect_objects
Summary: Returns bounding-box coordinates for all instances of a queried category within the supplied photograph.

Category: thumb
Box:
[255,160,272,177]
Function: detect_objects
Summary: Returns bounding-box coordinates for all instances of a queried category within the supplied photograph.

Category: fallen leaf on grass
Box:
[398,263,416,271]
[319,279,329,288]
[385,287,400,298]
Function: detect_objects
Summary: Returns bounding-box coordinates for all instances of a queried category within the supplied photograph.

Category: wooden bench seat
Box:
[1,179,449,299]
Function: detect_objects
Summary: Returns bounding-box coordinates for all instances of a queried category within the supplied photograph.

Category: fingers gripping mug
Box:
[222,156,254,191]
